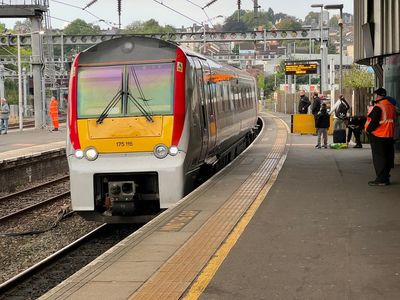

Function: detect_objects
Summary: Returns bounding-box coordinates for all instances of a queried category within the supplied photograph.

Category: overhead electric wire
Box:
[152,0,202,26]
[203,0,218,9]
[184,0,202,9]
[83,0,98,10]
[46,14,72,24]
[50,0,117,28]
[183,0,221,28]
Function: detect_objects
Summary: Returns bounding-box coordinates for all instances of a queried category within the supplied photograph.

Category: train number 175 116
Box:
[116,141,133,147]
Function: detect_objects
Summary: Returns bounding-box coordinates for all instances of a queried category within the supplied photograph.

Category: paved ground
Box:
[0,125,66,161]
[200,113,400,300]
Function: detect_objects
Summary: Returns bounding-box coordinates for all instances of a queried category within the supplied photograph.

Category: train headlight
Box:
[154,144,168,159]
[84,147,99,161]
[74,149,84,159]
[169,146,179,156]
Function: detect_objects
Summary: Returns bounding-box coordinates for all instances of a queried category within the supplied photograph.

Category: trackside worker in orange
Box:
[49,96,59,131]
[365,88,396,186]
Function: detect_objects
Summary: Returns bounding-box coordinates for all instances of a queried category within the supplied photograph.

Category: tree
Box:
[343,65,374,89]
[275,16,302,30]
[63,19,101,35]
[304,12,319,26]
[265,8,274,23]
[264,60,286,97]
[222,9,277,32]
[4,79,18,105]
[327,41,337,54]
[329,15,340,29]
[62,19,101,57]
[273,13,289,24]
[222,12,250,31]
[13,19,32,33]
[257,72,265,92]
[124,19,175,34]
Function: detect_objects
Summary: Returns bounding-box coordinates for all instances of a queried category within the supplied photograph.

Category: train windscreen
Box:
[127,63,174,115]
[77,63,174,118]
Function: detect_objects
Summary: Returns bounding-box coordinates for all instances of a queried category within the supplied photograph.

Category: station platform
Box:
[5,113,400,299]
[0,125,66,162]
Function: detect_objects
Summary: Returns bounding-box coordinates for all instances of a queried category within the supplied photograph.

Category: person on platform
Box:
[298,90,311,114]
[49,96,59,131]
[347,115,366,148]
[330,94,350,130]
[315,103,330,149]
[311,91,322,134]
[365,87,396,186]
[0,97,10,135]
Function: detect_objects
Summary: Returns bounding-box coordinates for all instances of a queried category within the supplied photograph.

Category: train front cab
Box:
[67,37,188,222]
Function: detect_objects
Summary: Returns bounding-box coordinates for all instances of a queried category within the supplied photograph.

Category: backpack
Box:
[335,100,349,119]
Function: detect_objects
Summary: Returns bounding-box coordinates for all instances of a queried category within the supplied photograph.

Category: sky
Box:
[1,0,354,30]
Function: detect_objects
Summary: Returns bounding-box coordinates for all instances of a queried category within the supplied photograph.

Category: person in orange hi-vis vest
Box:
[365,87,397,186]
[49,96,59,131]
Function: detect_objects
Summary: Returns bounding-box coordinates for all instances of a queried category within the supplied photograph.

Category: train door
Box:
[191,58,209,162]
[199,60,217,156]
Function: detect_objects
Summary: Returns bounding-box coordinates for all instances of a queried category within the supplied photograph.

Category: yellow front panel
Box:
[77,116,174,152]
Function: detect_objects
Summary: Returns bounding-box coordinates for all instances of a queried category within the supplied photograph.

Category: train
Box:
[66,36,259,223]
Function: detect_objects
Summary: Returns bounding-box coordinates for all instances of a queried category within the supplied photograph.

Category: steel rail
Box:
[0,223,107,295]
[0,191,70,222]
[0,175,69,203]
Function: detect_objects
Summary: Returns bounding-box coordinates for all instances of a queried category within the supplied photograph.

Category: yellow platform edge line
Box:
[184,118,289,300]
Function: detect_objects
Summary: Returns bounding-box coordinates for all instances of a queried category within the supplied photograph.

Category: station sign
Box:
[284,63,318,75]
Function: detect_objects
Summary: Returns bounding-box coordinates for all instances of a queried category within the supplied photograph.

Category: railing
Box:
[0,28,329,46]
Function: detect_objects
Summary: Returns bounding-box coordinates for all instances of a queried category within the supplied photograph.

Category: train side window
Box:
[228,84,234,111]
[222,84,228,112]
[216,84,223,113]
[236,87,241,109]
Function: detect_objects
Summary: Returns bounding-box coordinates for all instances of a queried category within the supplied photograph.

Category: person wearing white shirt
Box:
[330,95,350,130]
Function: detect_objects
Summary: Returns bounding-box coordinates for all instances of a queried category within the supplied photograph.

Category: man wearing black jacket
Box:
[365,88,396,186]
[311,92,322,134]
[315,103,330,148]
[298,90,311,114]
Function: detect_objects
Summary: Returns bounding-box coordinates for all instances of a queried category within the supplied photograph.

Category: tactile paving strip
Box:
[130,118,288,300]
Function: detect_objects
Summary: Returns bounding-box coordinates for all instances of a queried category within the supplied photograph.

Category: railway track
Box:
[0,223,140,299]
[0,175,70,222]
[7,117,67,130]
[8,121,35,130]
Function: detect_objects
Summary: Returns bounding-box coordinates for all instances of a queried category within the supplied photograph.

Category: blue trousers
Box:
[0,118,9,133]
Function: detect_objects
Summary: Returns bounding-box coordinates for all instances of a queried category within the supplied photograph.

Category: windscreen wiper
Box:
[127,68,153,122]
[96,73,124,124]
[127,90,154,122]
[96,88,123,124]
[130,66,151,102]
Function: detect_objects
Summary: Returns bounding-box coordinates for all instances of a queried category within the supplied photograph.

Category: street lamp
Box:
[311,4,325,93]
[17,30,44,130]
[324,4,344,95]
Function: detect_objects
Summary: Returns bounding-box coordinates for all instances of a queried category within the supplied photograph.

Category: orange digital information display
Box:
[285,63,318,75]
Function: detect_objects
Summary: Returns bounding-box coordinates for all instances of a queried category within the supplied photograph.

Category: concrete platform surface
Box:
[0,125,66,162]
[199,113,400,300]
